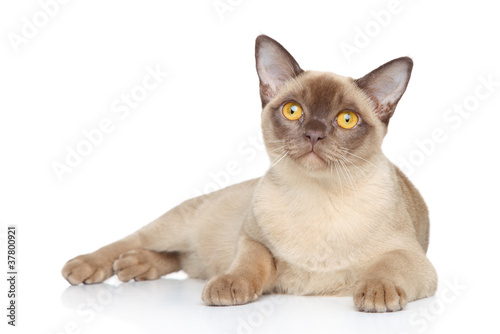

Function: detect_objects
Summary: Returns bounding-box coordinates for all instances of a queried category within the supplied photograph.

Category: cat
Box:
[62,35,437,312]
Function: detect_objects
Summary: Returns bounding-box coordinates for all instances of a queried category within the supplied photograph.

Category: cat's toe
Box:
[113,249,162,282]
[62,254,112,285]
[353,278,407,312]
[202,274,261,306]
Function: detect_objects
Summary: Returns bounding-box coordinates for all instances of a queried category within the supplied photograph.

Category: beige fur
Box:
[62,35,437,312]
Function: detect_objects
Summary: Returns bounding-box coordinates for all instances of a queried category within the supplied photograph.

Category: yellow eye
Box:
[282,102,303,120]
[336,111,358,129]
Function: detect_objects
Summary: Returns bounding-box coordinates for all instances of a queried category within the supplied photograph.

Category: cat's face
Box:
[255,35,413,174]
[260,71,383,172]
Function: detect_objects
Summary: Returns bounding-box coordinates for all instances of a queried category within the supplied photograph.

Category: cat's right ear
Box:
[255,35,303,107]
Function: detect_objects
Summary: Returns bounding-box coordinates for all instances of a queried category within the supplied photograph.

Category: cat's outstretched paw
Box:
[202,274,262,306]
[353,278,407,312]
[61,254,113,285]
[113,249,178,282]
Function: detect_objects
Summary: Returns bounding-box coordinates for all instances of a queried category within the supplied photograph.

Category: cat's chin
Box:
[297,151,329,171]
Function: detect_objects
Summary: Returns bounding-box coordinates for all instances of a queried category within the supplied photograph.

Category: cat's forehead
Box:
[299,71,353,95]
[282,71,369,117]
[300,71,359,103]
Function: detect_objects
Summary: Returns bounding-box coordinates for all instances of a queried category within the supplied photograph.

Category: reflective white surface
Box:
[40,272,471,334]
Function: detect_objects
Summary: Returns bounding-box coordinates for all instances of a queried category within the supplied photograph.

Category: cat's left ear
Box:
[255,35,304,107]
[355,57,413,124]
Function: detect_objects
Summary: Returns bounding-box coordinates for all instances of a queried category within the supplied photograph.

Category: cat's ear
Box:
[255,35,304,107]
[355,57,413,124]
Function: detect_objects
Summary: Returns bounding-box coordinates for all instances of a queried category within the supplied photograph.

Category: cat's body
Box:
[148,152,429,297]
[62,36,437,312]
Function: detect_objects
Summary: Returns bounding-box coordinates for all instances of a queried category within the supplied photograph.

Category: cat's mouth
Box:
[298,150,328,169]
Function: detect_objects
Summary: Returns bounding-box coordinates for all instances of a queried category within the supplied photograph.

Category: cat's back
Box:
[393,165,430,252]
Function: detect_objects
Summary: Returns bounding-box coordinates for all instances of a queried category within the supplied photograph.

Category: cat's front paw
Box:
[353,278,407,312]
[113,249,168,282]
[61,253,113,285]
[202,274,262,306]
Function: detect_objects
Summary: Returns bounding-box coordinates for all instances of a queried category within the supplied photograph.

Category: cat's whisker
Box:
[337,160,350,191]
[339,148,374,167]
[269,145,285,153]
[339,160,359,217]
[269,150,286,165]
[326,162,338,208]
[270,151,289,170]
[340,160,358,192]
[338,154,367,176]
[333,160,344,204]
[339,148,384,175]
[264,150,289,176]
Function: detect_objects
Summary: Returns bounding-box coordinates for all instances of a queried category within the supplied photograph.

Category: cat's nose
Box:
[305,130,325,147]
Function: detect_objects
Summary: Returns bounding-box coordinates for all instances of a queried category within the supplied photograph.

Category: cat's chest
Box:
[253,178,380,272]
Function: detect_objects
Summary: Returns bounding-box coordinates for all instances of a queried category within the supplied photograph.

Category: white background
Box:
[1,0,499,333]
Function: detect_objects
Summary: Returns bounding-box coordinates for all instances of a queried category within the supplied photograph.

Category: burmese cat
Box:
[62,35,437,312]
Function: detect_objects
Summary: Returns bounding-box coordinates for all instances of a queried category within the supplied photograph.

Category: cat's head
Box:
[255,35,412,175]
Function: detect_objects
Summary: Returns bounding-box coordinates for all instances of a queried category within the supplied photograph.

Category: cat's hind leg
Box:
[113,250,180,282]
